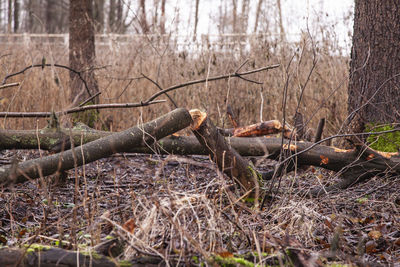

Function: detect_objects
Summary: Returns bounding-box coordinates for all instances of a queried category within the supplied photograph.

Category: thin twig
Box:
[2,63,95,97]
[141,73,178,108]
[79,92,102,107]
[0,82,20,90]
[235,58,249,73]
[143,64,280,103]
[0,100,166,118]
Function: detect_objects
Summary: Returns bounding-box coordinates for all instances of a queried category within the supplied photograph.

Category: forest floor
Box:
[0,148,399,266]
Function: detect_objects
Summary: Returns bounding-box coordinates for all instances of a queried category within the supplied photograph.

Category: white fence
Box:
[0,33,296,53]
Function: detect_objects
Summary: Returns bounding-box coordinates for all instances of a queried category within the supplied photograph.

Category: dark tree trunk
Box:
[231,0,237,32]
[160,0,166,34]
[13,0,18,32]
[7,0,12,33]
[193,0,200,40]
[109,0,116,32]
[253,0,263,32]
[45,0,57,33]
[116,0,123,32]
[26,0,35,32]
[348,1,400,134]
[140,0,149,33]
[69,0,99,106]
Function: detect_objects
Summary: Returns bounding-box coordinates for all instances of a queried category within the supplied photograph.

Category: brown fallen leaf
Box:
[365,240,378,254]
[123,218,136,233]
[368,230,382,240]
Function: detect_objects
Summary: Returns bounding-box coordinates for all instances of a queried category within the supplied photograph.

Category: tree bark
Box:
[69,0,99,105]
[348,1,400,134]
[0,108,192,186]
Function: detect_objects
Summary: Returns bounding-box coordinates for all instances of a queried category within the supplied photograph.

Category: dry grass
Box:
[0,34,349,141]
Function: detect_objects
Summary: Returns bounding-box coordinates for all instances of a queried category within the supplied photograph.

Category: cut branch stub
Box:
[189,109,263,199]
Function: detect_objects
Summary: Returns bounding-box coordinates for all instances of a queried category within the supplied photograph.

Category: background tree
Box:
[93,0,105,32]
[13,0,18,32]
[69,0,99,112]
[348,1,400,141]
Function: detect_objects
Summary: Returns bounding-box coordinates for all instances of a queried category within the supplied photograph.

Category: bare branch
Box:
[0,100,166,118]
[143,64,280,103]
[0,82,20,90]
[141,73,178,108]
[1,63,100,98]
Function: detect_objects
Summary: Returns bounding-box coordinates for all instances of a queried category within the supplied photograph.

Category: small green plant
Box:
[366,124,400,152]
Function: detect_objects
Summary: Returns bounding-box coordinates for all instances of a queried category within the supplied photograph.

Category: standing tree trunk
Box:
[193,0,199,40]
[45,0,56,33]
[253,0,263,33]
[140,0,149,33]
[116,0,123,33]
[348,1,400,138]
[93,0,105,33]
[231,0,237,33]
[160,0,166,34]
[69,0,99,125]
[7,0,12,33]
[276,0,286,43]
[109,0,116,32]
[13,0,18,32]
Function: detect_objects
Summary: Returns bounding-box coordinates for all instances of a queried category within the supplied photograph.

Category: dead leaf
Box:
[368,230,382,240]
[366,154,375,160]
[18,228,27,238]
[217,251,234,258]
[365,240,377,254]
[320,155,329,165]
[123,218,136,233]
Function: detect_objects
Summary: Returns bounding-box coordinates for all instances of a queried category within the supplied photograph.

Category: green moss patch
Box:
[365,124,400,152]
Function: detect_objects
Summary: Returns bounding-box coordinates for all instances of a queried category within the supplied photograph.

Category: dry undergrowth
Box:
[0,34,348,140]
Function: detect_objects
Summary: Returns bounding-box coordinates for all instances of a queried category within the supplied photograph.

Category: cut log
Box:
[0,108,192,186]
[189,109,263,199]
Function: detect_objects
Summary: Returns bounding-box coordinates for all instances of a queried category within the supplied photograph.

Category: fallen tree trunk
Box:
[0,120,293,152]
[2,122,399,194]
[0,124,109,152]
[189,109,263,198]
[0,108,192,186]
